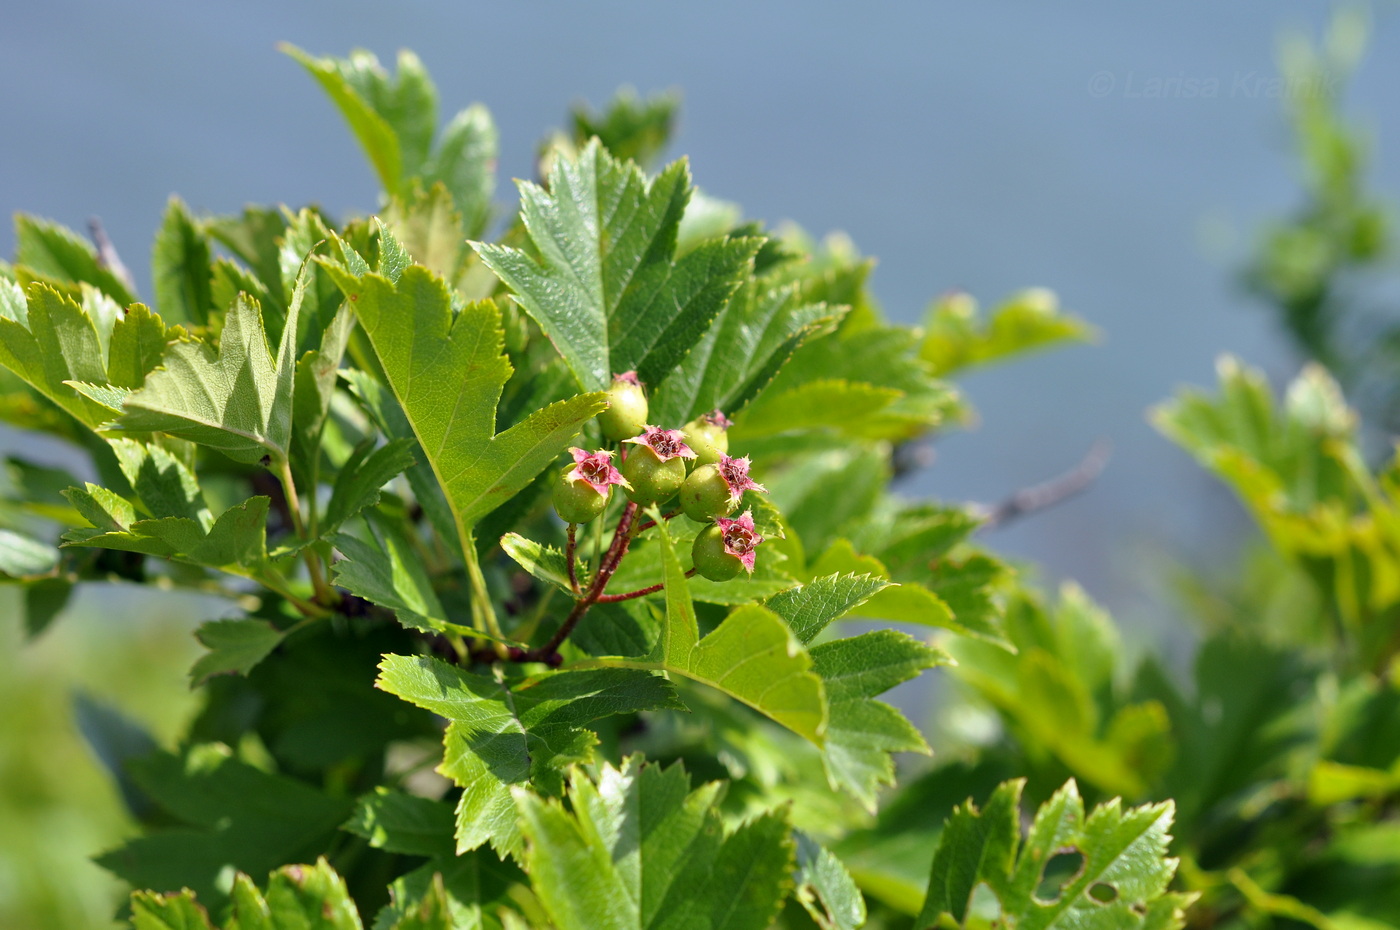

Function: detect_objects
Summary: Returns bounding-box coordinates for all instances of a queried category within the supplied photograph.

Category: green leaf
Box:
[812,630,946,808]
[324,253,607,541]
[99,746,352,909]
[0,283,122,428]
[330,524,471,637]
[591,518,826,744]
[152,196,214,325]
[916,779,1186,930]
[648,279,832,424]
[322,438,415,534]
[384,182,467,283]
[290,303,356,486]
[794,832,867,930]
[0,527,60,578]
[284,46,429,196]
[231,859,363,929]
[108,437,211,523]
[130,889,214,930]
[107,265,308,465]
[189,618,286,686]
[515,756,795,930]
[764,572,891,644]
[919,288,1094,377]
[341,367,460,560]
[14,213,136,307]
[64,495,269,575]
[423,103,498,241]
[500,532,574,593]
[571,88,679,168]
[344,787,455,858]
[373,852,522,930]
[474,140,760,391]
[376,655,682,856]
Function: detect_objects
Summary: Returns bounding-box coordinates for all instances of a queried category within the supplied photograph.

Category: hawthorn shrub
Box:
[1,43,1397,930]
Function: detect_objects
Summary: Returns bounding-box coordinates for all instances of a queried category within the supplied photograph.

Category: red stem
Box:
[529,502,638,660]
[597,567,696,603]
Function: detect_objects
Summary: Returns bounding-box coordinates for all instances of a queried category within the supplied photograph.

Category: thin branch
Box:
[528,501,638,660]
[977,439,1111,532]
[597,566,697,602]
[87,216,137,295]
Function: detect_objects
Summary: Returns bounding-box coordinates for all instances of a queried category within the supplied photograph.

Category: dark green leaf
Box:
[516,756,795,930]
[189,619,286,686]
[474,141,759,391]
[377,655,682,856]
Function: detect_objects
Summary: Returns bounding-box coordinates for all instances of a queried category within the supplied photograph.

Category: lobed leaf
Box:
[376,654,682,856]
[515,756,795,930]
[474,140,759,392]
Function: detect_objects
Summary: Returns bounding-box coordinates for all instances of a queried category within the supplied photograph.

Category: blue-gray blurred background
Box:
[2,2,1399,923]
[8,1,1400,636]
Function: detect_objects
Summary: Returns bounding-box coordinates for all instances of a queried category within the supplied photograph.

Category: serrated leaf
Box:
[285,46,425,196]
[64,495,269,575]
[571,88,679,168]
[108,437,211,523]
[238,859,363,930]
[515,756,795,930]
[384,182,467,282]
[324,252,607,546]
[376,655,682,856]
[189,618,285,686]
[153,196,214,325]
[795,832,868,930]
[764,572,891,644]
[920,288,1094,377]
[374,851,521,930]
[648,279,833,424]
[291,303,356,487]
[474,140,759,391]
[130,889,214,930]
[812,630,945,808]
[0,282,122,428]
[423,103,498,241]
[341,367,459,559]
[344,787,455,858]
[107,264,309,465]
[330,524,474,638]
[733,379,902,440]
[916,779,1185,930]
[590,518,826,744]
[322,438,415,534]
[500,532,573,593]
[14,213,136,306]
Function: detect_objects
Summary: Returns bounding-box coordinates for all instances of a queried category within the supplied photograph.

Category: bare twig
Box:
[87,216,137,295]
[977,439,1111,531]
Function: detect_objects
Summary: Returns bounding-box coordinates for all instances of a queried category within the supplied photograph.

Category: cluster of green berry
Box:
[552,372,767,582]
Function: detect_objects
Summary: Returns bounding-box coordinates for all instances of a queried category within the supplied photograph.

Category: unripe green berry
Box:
[680,464,737,522]
[553,476,609,524]
[598,373,649,441]
[692,523,743,581]
[620,447,686,505]
[682,413,730,468]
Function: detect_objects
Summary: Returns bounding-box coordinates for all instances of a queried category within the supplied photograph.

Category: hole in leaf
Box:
[1035,849,1085,902]
[1089,883,1118,904]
